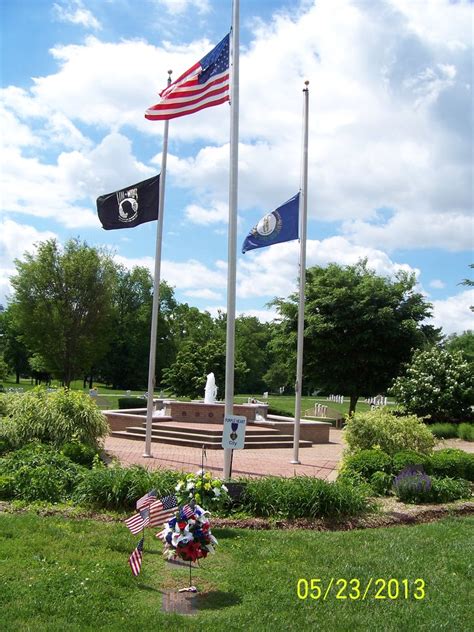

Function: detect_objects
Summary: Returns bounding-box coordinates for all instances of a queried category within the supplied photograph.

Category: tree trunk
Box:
[88,372,93,389]
[349,394,359,416]
[16,371,20,384]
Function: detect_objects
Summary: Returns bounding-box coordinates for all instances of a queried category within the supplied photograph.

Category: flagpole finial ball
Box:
[304,80,309,86]
[168,69,173,76]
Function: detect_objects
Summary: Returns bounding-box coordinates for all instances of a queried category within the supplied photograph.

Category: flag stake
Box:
[144,71,172,458]
[223,0,240,480]
[291,81,310,465]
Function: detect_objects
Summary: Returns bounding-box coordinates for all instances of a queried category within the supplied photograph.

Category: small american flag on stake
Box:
[181,504,195,519]
[124,507,150,535]
[129,537,144,576]
[145,33,229,121]
[149,495,178,527]
[136,489,157,511]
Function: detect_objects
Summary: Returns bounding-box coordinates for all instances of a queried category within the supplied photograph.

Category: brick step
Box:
[123,425,303,443]
[148,423,283,438]
[111,430,313,450]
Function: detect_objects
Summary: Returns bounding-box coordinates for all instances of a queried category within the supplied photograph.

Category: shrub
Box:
[390,347,474,422]
[118,397,146,410]
[344,408,436,456]
[429,423,459,439]
[429,477,472,503]
[392,450,429,474]
[0,442,83,502]
[458,423,474,442]
[241,476,373,519]
[370,471,394,496]
[427,449,474,481]
[1,387,109,449]
[61,441,98,467]
[174,471,230,509]
[73,465,181,510]
[341,449,392,480]
[393,467,432,503]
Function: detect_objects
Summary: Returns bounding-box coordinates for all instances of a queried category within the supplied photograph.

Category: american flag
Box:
[145,33,229,121]
[124,507,150,535]
[128,537,144,577]
[181,504,195,519]
[149,495,178,527]
[136,489,157,511]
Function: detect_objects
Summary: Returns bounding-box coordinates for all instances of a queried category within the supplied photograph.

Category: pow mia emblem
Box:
[251,210,283,242]
[116,187,139,223]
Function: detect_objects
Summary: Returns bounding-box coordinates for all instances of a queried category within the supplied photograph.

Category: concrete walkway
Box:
[104,427,345,481]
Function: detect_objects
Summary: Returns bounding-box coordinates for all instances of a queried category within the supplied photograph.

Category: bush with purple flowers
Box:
[392,466,432,503]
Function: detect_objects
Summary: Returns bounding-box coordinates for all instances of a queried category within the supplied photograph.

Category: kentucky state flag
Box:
[242,193,300,254]
[96,174,159,230]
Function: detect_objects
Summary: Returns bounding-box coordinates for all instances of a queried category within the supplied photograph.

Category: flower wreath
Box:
[157,502,218,563]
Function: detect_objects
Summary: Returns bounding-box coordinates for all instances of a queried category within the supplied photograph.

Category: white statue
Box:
[204,372,218,403]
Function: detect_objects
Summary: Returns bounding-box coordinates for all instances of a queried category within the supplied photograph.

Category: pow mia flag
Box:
[96,174,160,230]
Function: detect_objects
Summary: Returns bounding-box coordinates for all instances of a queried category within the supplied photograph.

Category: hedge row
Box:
[0,443,373,519]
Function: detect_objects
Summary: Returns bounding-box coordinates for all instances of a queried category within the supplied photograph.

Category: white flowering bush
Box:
[175,470,230,509]
[390,348,474,422]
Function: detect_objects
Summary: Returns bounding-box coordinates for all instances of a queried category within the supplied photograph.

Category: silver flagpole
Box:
[223,0,240,480]
[144,71,172,458]
[291,81,309,464]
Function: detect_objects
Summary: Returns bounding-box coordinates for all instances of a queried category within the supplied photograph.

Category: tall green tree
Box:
[235,315,272,393]
[0,306,31,383]
[271,260,440,414]
[98,268,176,390]
[443,330,474,368]
[10,239,116,387]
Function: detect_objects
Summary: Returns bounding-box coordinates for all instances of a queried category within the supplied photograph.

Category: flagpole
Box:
[144,71,172,458]
[223,0,240,480]
[291,81,309,464]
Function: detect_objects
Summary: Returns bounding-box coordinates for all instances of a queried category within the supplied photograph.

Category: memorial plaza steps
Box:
[110,419,314,450]
[104,400,332,449]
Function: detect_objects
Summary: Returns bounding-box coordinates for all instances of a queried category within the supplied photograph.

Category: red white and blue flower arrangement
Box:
[157,501,218,562]
[125,470,229,579]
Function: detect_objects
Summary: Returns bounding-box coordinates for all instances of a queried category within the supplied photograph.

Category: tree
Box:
[271,260,440,415]
[390,347,474,422]
[234,316,273,393]
[0,306,31,383]
[444,330,474,367]
[10,239,116,387]
[97,268,177,390]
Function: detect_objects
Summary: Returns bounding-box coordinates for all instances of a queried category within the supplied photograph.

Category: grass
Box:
[0,512,472,631]
[3,376,388,415]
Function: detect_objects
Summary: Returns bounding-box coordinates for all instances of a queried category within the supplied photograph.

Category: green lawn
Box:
[2,376,388,415]
[0,513,471,631]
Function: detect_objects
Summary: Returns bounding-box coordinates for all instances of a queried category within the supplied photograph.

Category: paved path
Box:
[104,427,345,480]
[104,432,473,481]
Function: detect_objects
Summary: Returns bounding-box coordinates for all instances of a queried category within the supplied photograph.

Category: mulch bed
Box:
[1,499,473,531]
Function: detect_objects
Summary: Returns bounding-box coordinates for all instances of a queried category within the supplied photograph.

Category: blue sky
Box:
[1,0,472,335]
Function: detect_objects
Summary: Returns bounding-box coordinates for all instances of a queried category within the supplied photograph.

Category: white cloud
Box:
[341,210,472,253]
[238,236,419,300]
[154,0,210,15]
[184,202,228,225]
[114,255,227,293]
[1,131,153,229]
[428,289,474,335]
[0,219,58,305]
[53,1,102,30]
[429,279,446,289]
[184,288,223,301]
